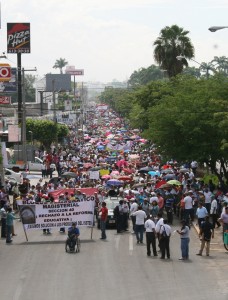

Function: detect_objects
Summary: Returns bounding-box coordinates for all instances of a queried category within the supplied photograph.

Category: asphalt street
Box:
[1,174,227,300]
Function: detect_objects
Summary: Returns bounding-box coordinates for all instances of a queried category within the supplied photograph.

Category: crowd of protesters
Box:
[0,104,227,257]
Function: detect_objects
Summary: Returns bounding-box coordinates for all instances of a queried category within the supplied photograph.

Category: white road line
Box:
[129,234,133,255]
[115,235,120,251]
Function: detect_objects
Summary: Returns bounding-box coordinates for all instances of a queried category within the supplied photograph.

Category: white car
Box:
[4,168,23,184]
[28,157,56,172]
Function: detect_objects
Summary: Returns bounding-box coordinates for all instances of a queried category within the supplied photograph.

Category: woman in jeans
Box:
[177,219,190,260]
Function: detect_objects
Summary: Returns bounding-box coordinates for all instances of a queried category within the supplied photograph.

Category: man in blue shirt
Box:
[67,222,80,248]
[196,202,208,228]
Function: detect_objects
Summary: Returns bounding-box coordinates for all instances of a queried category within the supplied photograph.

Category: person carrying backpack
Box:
[159,219,171,259]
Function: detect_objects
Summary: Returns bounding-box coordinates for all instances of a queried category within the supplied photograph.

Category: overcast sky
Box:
[1,0,228,83]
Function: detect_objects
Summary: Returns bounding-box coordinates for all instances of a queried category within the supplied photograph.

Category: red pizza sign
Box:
[0,96,11,104]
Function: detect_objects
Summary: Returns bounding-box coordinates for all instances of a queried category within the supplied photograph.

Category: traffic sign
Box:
[0,63,11,81]
[0,96,11,104]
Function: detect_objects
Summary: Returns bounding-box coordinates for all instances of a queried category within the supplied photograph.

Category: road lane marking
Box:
[115,235,120,251]
[129,234,133,255]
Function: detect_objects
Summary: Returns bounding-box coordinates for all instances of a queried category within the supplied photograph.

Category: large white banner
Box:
[18,199,95,230]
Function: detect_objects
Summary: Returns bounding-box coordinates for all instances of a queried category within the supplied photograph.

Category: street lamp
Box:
[208,26,228,32]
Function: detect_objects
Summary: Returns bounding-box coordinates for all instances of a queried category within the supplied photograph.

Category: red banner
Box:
[49,187,98,202]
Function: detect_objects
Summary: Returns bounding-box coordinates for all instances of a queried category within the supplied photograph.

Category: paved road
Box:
[2,175,227,300]
[0,214,228,300]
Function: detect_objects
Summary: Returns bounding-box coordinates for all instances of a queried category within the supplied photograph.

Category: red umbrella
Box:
[117,176,133,182]
[102,174,111,179]
[155,180,167,189]
[122,168,135,174]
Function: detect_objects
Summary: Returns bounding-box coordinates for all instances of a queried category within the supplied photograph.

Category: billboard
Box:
[0,68,17,93]
[0,96,11,104]
[7,23,31,53]
[65,66,84,76]
[46,74,71,92]
[0,64,11,81]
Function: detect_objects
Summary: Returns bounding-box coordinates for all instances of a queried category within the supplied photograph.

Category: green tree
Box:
[26,119,69,149]
[144,75,228,184]
[99,87,135,117]
[153,25,194,77]
[25,74,36,102]
[53,58,68,74]
[211,56,228,75]
[182,66,201,78]
[128,65,164,87]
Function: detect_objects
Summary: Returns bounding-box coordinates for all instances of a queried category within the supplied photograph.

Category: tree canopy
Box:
[153,24,194,77]
[26,119,69,149]
[53,58,68,74]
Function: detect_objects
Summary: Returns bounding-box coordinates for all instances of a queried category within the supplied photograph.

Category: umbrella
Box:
[161,169,174,174]
[128,154,140,160]
[61,172,78,178]
[133,183,145,188]
[97,145,105,150]
[159,183,172,189]
[163,174,176,180]
[138,167,154,173]
[148,171,160,177]
[122,168,135,174]
[106,179,123,186]
[167,180,182,186]
[117,176,133,182]
[90,166,101,171]
[155,180,167,189]
[101,174,111,179]
[83,163,94,169]
[179,168,189,173]
[110,170,120,176]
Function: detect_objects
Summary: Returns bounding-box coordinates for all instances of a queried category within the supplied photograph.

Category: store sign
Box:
[7,23,31,53]
[65,66,84,75]
[0,64,11,81]
[0,96,11,104]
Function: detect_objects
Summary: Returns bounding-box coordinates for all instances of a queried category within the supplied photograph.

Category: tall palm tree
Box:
[211,56,228,75]
[53,58,68,74]
[153,25,194,77]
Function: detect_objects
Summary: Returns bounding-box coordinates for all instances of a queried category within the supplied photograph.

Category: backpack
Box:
[161,225,167,238]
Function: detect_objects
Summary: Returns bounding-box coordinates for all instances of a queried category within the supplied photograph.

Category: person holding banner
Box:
[99,202,108,240]
[6,207,20,243]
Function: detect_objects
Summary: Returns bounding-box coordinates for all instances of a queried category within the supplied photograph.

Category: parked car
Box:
[97,198,122,229]
[4,168,24,184]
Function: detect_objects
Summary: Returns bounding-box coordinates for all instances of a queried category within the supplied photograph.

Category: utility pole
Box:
[17,53,22,125]
[21,67,37,166]
[52,79,57,122]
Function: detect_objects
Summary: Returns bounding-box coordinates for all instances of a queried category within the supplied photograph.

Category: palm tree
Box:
[153,25,194,77]
[211,56,228,75]
[199,62,216,79]
[53,58,68,74]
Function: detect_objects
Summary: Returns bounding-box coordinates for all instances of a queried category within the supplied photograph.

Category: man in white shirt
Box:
[133,206,147,244]
[130,199,138,233]
[204,188,212,214]
[210,196,220,229]
[184,191,193,225]
[145,216,157,256]
[159,219,172,259]
[155,212,164,251]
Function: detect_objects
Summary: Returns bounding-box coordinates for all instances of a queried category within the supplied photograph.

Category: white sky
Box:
[1,0,228,83]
